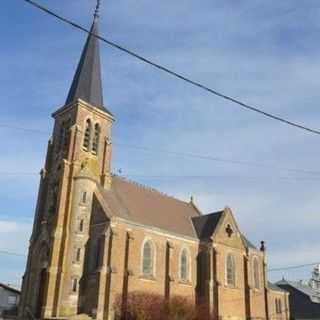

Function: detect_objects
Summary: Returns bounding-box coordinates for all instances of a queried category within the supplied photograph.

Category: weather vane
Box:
[94,0,101,20]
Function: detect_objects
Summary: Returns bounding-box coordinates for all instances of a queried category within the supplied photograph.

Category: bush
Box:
[114,292,215,320]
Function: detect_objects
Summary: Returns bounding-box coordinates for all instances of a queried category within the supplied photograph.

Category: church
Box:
[19,6,289,320]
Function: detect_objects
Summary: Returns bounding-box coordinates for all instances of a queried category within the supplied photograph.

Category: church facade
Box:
[18,9,289,320]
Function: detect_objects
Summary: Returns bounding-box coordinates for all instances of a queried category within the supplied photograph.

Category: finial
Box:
[260,241,266,252]
[94,0,101,20]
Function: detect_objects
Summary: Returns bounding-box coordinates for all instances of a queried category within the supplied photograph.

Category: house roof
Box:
[277,279,320,304]
[191,211,224,240]
[100,176,201,238]
[65,14,110,114]
[277,280,320,319]
[0,283,20,295]
[268,281,287,293]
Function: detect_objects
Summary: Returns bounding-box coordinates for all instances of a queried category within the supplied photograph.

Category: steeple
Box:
[66,1,105,111]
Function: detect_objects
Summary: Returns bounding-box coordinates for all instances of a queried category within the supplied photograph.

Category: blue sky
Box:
[1,0,320,288]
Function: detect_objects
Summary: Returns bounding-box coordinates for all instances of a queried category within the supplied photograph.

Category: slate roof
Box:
[191,211,224,240]
[268,281,287,293]
[277,280,320,304]
[100,176,201,238]
[0,283,20,295]
[66,16,110,113]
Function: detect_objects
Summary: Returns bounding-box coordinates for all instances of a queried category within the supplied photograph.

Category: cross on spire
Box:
[94,0,101,20]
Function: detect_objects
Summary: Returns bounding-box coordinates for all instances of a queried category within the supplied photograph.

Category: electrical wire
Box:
[0,250,26,257]
[0,171,320,184]
[268,261,320,272]
[0,248,318,273]
[21,0,320,136]
[1,122,320,177]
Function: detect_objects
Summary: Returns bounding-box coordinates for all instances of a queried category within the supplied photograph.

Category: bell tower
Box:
[19,3,114,319]
[52,0,113,188]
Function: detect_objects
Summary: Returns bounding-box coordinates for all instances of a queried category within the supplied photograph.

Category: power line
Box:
[1,122,320,177]
[0,250,26,257]
[1,171,320,184]
[0,172,40,176]
[268,261,320,272]
[0,248,317,274]
[0,123,48,135]
[22,0,320,136]
[115,143,320,176]
[124,174,320,183]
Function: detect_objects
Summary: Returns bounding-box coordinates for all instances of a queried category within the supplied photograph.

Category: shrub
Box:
[113,292,215,320]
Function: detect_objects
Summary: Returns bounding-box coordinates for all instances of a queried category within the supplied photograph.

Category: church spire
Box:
[66,0,105,111]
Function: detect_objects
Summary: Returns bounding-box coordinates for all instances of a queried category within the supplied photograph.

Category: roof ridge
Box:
[112,174,191,204]
[189,200,202,216]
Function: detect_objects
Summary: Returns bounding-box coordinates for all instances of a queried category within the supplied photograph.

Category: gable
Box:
[212,208,246,250]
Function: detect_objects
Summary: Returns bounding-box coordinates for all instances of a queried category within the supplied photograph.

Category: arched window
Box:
[180,249,190,281]
[58,119,71,156]
[83,119,92,151]
[92,123,100,155]
[226,254,236,286]
[253,258,260,289]
[142,240,154,277]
